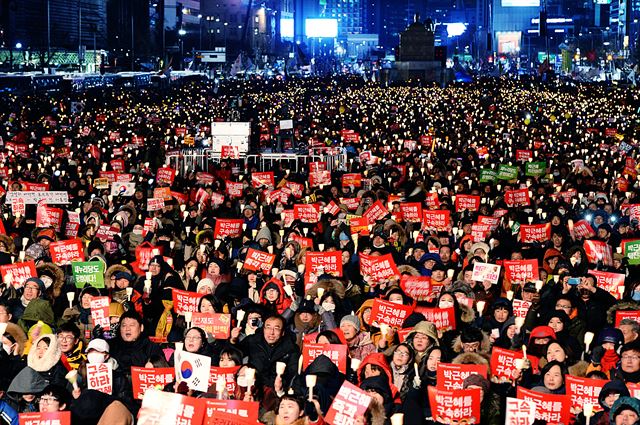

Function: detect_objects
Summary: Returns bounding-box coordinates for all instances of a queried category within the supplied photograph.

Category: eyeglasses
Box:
[57,335,75,342]
[555,304,571,310]
[38,397,58,405]
[621,355,640,361]
[394,351,410,357]
[24,285,40,292]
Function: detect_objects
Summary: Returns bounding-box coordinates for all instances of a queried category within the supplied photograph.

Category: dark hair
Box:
[263,314,286,329]
[315,330,342,345]
[57,322,81,339]
[119,310,144,326]
[545,341,575,364]
[276,394,304,415]
[184,327,207,348]
[198,294,223,313]
[539,360,568,386]
[146,355,170,368]
[41,384,71,409]
[218,346,243,366]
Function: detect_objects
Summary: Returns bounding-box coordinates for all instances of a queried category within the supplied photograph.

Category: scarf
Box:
[155,300,174,339]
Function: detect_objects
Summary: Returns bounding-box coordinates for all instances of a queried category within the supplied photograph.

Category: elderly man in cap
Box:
[25,229,56,264]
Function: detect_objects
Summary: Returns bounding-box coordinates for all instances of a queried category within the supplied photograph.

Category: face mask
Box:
[321,302,335,312]
[439,300,454,309]
[558,208,565,216]
[632,290,640,302]
[87,352,105,364]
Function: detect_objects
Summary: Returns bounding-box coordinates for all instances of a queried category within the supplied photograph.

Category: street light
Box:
[15,42,22,49]
[179,28,187,36]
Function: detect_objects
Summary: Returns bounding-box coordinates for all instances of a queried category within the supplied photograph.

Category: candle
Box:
[318,243,324,251]
[447,269,455,280]
[276,362,286,376]
[66,292,75,309]
[236,310,246,324]
[522,345,527,359]
[350,358,361,371]
[125,287,133,301]
[175,342,184,353]
[298,355,304,374]
[184,311,193,327]
[0,323,7,338]
[506,290,514,300]
[584,403,594,425]
[317,287,325,299]
[584,332,595,351]
[65,370,79,390]
[245,368,256,387]
[380,324,390,337]
[236,261,244,272]
[145,272,152,280]
[476,301,485,315]
[271,267,279,277]
[535,280,544,291]
[306,374,317,401]
[283,284,294,298]
[214,239,221,249]
[216,376,226,398]
[514,317,525,331]
[390,413,404,425]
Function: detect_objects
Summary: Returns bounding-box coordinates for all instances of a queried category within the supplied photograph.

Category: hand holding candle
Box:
[306,374,317,401]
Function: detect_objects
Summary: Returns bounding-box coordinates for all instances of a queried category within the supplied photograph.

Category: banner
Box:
[505,397,536,425]
[415,306,456,331]
[360,253,400,282]
[497,164,518,180]
[208,366,241,394]
[342,173,362,188]
[516,387,571,425]
[309,170,331,187]
[491,347,539,383]
[137,389,205,425]
[175,351,211,392]
[400,275,435,301]
[203,400,259,424]
[419,209,449,232]
[243,248,276,272]
[525,161,547,177]
[0,260,37,289]
[147,198,165,212]
[479,168,497,183]
[583,240,613,266]
[110,182,136,196]
[50,239,85,266]
[172,289,205,315]
[505,189,531,207]
[90,296,110,330]
[87,362,113,395]
[589,269,625,299]
[623,239,640,265]
[436,363,488,390]
[302,343,348,373]
[455,195,481,212]
[503,259,539,284]
[512,299,532,319]
[293,204,320,223]
[305,251,343,286]
[6,191,69,205]
[19,412,71,425]
[472,262,501,285]
[191,313,231,339]
[131,367,175,400]
[220,145,240,159]
[520,224,551,243]
[156,167,177,185]
[363,200,389,223]
[368,298,413,328]
[72,261,105,288]
[251,171,274,189]
[427,387,482,424]
[325,382,372,425]
[349,216,370,235]
[399,203,422,223]
[566,375,607,413]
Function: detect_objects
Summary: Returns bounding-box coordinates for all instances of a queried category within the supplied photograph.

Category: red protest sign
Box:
[455,195,480,212]
[520,224,551,243]
[309,170,331,187]
[50,239,85,266]
[517,387,571,425]
[172,289,205,315]
[415,306,456,331]
[290,233,313,249]
[147,197,165,212]
[325,381,372,425]
[191,313,231,339]
[214,219,243,239]
[516,149,533,161]
[90,296,110,330]
[340,198,360,211]
[309,161,327,172]
[305,251,343,288]
[566,375,607,413]
[427,387,481,424]
[505,189,531,207]
[208,366,241,393]
[95,225,119,243]
[203,399,259,424]
[512,299,532,319]
[294,204,320,223]
[342,173,362,188]
[471,223,491,243]
[369,298,413,328]
[399,202,423,223]
[220,145,240,159]
[36,206,63,231]
[478,215,500,230]
[583,240,613,266]
[360,253,399,283]
[286,181,304,198]
[349,216,370,235]
[628,382,640,398]
[134,242,156,272]
[423,210,450,231]
[87,362,113,395]
[505,397,536,425]
[491,347,540,383]
[251,171,274,189]
[363,200,389,223]
[156,167,176,185]
[589,269,625,299]
[425,192,440,210]
[572,220,595,239]
[436,363,488,390]
[12,197,25,216]
[110,159,125,173]
[615,310,640,326]
[0,260,37,289]
[503,259,539,284]
[131,367,175,399]
[19,411,71,425]
[400,275,434,301]
[225,181,243,198]
[243,248,276,272]
[302,343,348,373]
[137,390,205,425]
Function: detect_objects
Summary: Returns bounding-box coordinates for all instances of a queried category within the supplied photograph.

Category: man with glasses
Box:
[612,340,640,383]
[11,278,45,320]
[56,323,85,370]
[553,295,587,349]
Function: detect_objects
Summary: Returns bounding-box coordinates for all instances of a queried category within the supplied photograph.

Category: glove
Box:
[304,400,318,422]
[290,296,301,312]
[122,301,135,312]
[92,325,105,340]
[413,374,422,389]
[591,346,605,365]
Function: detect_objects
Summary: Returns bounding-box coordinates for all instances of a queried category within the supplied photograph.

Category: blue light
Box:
[446,23,467,38]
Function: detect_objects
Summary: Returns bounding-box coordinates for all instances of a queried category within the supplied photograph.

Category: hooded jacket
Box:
[259,278,293,315]
[356,352,399,400]
[589,379,630,425]
[6,367,47,413]
[26,334,69,387]
[17,299,55,334]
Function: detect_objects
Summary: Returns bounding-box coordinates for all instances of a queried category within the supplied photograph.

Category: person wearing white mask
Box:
[82,338,131,408]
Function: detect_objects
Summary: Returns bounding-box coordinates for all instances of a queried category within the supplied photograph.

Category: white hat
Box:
[85,338,110,353]
[196,278,215,294]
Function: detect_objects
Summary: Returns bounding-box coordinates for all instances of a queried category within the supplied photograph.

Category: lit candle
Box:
[306,374,317,401]
[66,292,75,309]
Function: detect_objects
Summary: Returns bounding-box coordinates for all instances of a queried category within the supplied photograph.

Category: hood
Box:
[606,301,640,325]
[37,262,65,299]
[452,351,491,371]
[305,278,346,299]
[452,331,491,355]
[598,379,629,411]
[4,322,28,356]
[459,303,476,324]
[0,234,15,254]
[397,264,421,277]
[357,352,393,387]
[356,299,375,331]
[105,264,131,289]
[255,226,273,244]
[19,299,55,330]
[408,321,439,343]
[7,366,47,397]
[610,397,640,424]
[27,334,62,373]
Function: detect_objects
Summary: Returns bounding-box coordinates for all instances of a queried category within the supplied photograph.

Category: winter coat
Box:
[109,335,163,377]
[26,334,69,387]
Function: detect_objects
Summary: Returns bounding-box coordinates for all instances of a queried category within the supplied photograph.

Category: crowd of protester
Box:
[0,75,638,424]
